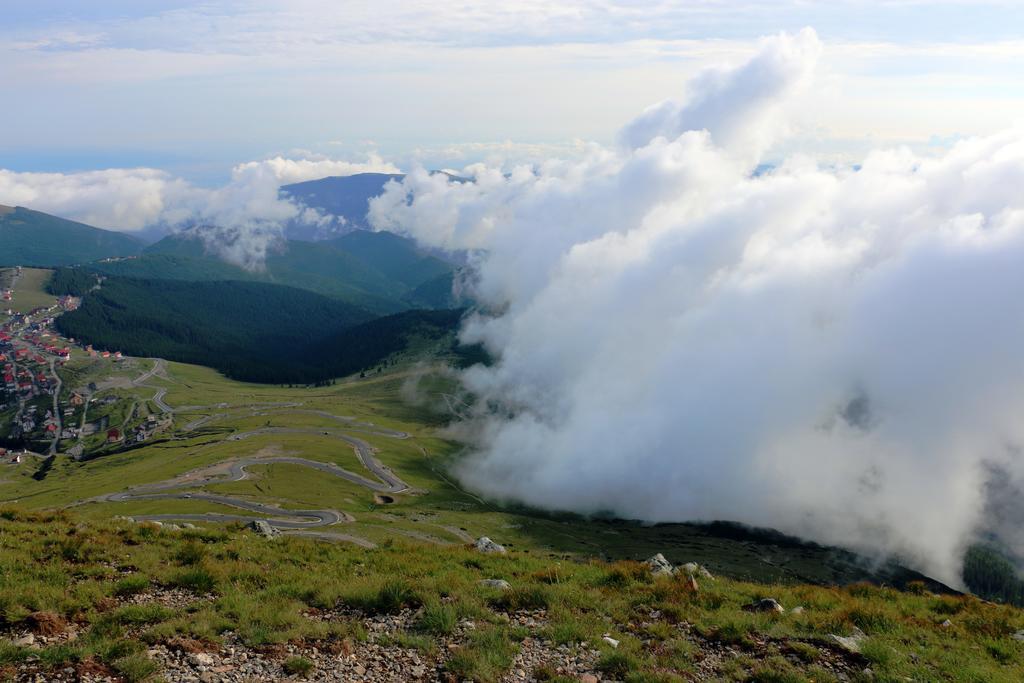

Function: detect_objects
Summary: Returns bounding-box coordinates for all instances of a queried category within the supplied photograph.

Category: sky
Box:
[2,1,1024,183]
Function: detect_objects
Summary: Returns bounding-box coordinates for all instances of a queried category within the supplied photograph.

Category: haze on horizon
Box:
[2,0,1023,182]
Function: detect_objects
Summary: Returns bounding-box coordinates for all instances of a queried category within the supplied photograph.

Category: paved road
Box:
[47,358,62,455]
[227,428,409,493]
[99,419,410,537]
[72,361,415,545]
[110,491,351,527]
[151,388,171,414]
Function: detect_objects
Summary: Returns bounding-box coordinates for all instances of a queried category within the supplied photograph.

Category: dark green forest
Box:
[53,273,468,384]
[963,544,1024,607]
[46,267,101,296]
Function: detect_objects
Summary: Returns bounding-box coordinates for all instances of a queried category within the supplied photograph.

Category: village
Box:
[0,266,173,466]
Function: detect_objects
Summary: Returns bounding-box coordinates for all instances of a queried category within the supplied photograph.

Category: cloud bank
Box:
[370,30,1024,584]
[0,155,399,268]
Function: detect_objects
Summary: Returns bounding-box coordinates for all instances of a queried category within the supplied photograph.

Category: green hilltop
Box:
[0,206,142,267]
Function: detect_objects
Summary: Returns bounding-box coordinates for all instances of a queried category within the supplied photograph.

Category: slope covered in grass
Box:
[0,206,142,266]
[1,508,1022,682]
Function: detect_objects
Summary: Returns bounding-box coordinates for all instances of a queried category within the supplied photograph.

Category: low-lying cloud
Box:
[0,155,399,269]
[370,29,1024,584]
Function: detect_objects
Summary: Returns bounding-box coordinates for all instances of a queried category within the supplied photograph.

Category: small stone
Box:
[941,619,952,628]
[188,652,215,667]
[474,537,507,554]
[743,598,785,614]
[830,627,868,654]
[478,579,512,590]
[579,676,599,683]
[790,606,805,615]
[602,635,620,649]
[248,520,279,538]
[1012,630,1024,642]
[13,634,35,647]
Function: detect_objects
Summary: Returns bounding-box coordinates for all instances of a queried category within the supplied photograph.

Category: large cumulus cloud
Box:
[370,30,1024,584]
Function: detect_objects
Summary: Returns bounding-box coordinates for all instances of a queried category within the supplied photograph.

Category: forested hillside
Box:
[52,273,467,383]
[125,230,456,312]
[55,277,374,382]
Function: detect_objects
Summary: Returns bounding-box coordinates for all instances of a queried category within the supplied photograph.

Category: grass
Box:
[3,267,56,314]
[446,626,520,682]
[0,509,1022,681]
[283,655,314,676]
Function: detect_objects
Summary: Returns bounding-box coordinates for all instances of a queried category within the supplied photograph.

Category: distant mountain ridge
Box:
[0,205,142,266]
[280,171,467,240]
[281,173,402,238]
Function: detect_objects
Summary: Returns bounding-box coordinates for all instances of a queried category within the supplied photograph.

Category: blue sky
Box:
[2,1,1023,183]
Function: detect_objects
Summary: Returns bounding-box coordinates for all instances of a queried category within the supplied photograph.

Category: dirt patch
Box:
[252,444,293,458]
[76,658,115,679]
[374,494,395,504]
[28,611,66,636]
[166,636,217,654]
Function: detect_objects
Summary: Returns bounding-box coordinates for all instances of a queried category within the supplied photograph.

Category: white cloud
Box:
[371,31,1024,585]
[0,155,399,268]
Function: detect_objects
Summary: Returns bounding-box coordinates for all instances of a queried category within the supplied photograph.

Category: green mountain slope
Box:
[328,230,453,289]
[0,205,142,266]
[139,232,451,313]
[89,253,257,283]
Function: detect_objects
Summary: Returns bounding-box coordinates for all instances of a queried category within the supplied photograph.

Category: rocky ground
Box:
[5,594,605,682]
[4,595,866,682]
[0,553,877,682]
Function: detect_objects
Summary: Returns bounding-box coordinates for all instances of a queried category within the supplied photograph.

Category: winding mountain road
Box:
[98,411,410,539]
[70,359,418,545]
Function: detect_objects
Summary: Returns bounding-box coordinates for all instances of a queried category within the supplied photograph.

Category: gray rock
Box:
[1013,630,1024,642]
[12,634,34,647]
[189,652,215,667]
[790,606,805,615]
[474,536,506,554]
[830,627,868,654]
[602,635,619,649]
[248,520,279,538]
[479,579,512,590]
[680,561,715,579]
[744,598,785,613]
[645,553,676,576]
